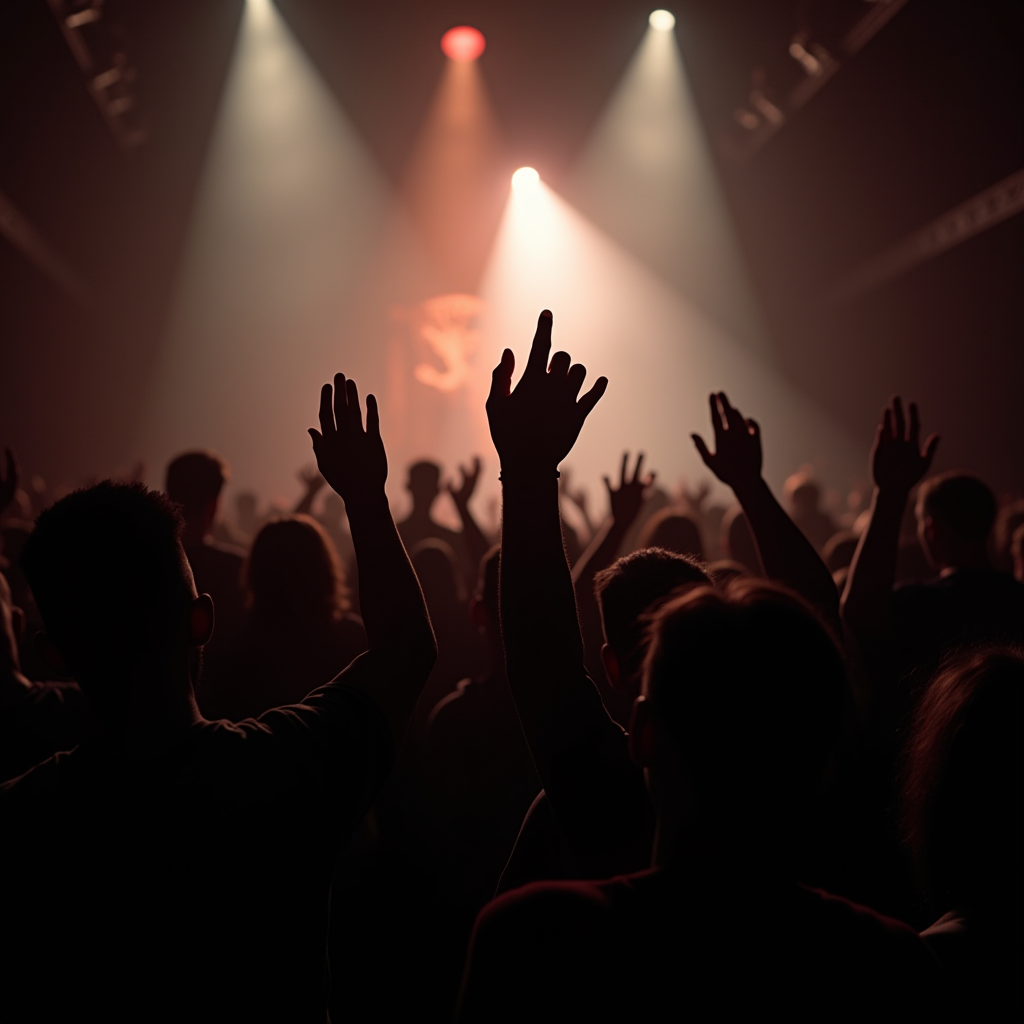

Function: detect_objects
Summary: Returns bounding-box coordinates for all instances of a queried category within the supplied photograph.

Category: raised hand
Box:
[308,374,387,503]
[870,396,939,493]
[691,392,762,492]
[447,456,482,511]
[604,451,655,526]
[0,447,20,516]
[486,310,608,476]
[298,463,326,494]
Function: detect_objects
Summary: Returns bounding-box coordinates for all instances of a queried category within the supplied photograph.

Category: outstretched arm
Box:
[693,392,840,634]
[309,375,436,744]
[841,397,938,646]
[447,456,491,581]
[293,464,326,517]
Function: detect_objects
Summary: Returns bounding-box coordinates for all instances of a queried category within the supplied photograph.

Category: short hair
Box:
[595,548,710,682]
[165,451,228,518]
[21,482,191,677]
[638,510,704,561]
[916,472,996,545]
[245,514,348,624]
[902,646,1023,907]
[643,578,845,830]
[408,461,441,491]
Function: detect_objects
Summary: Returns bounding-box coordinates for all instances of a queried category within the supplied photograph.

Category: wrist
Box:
[730,474,769,504]
[340,487,390,520]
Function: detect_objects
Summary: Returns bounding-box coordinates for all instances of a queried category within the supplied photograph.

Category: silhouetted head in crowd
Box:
[412,538,464,619]
[902,646,1023,920]
[915,472,996,572]
[638,509,705,561]
[823,530,858,574]
[595,548,710,698]
[721,506,760,574]
[166,450,229,544]
[631,578,845,865]
[20,482,213,706]
[784,471,822,515]
[994,499,1024,573]
[245,514,348,630]
[407,460,442,517]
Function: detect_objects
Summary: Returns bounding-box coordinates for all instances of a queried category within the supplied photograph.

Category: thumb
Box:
[488,349,515,403]
[691,434,713,468]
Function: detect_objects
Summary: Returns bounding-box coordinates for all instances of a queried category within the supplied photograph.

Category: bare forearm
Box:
[841,486,906,642]
[734,476,840,633]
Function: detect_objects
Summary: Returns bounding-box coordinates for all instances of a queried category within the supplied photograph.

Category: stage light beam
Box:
[649,10,676,32]
[441,26,486,63]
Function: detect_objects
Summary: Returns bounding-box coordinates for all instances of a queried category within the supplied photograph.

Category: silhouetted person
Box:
[459,581,941,1022]
[903,646,1023,1019]
[637,507,704,560]
[0,570,85,782]
[204,514,367,721]
[165,450,246,675]
[843,402,1024,720]
[0,374,436,1022]
[785,469,839,552]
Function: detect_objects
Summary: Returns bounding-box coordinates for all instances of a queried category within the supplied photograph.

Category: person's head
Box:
[631,578,845,860]
[916,472,996,571]
[784,471,821,515]
[720,506,760,574]
[20,482,213,701]
[595,548,711,698]
[412,538,463,623]
[244,515,348,629]
[407,461,442,515]
[902,646,1023,917]
[993,499,1024,573]
[638,509,705,561]
[165,451,229,538]
[822,530,858,574]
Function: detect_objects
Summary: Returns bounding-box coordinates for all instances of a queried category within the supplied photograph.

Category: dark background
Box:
[1,0,1021,494]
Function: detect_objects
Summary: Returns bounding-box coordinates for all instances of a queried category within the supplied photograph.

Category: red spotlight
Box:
[440,26,486,62]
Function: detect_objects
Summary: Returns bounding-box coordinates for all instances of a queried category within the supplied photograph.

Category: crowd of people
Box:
[1,309,1021,1021]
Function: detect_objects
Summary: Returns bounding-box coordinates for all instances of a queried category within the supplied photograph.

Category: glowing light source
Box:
[511,166,540,192]
[648,9,676,31]
[440,26,486,62]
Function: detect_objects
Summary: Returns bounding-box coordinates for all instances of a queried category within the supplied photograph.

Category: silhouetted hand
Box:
[604,451,655,525]
[447,457,481,511]
[486,310,608,476]
[692,392,762,491]
[298,463,326,495]
[309,374,387,503]
[0,448,20,515]
[871,396,939,493]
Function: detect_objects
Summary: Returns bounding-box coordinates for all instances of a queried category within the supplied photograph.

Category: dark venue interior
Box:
[1,1,1021,1020]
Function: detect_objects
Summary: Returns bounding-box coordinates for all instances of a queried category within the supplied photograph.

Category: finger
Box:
[333,374,347,434]
[471,455,481,475]
[549,351,571,382]
[632,452,645,485]
[892,396,905,440]
[564,362,586,400]
[603,475,612,497]
[577,375,608,420]
[308,428,322,453]
[746,418,760,440]
[922,433,940,470]
[346,378,363,432]
[525,309,554,378]
[692,433,714,468]
[319,383,335,436]
[619,451,628,486]
[882,407,893,441]
[488,349,515,402]
[645,471,657,488]
[720,392,745,434]
[709,394,725,445]
[365,393,381,438]
[908,402,921,446]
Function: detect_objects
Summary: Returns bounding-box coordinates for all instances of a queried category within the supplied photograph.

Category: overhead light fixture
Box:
[648,9,676,32]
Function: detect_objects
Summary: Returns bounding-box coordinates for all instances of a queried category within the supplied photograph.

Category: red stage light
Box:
[440,26,486,63]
